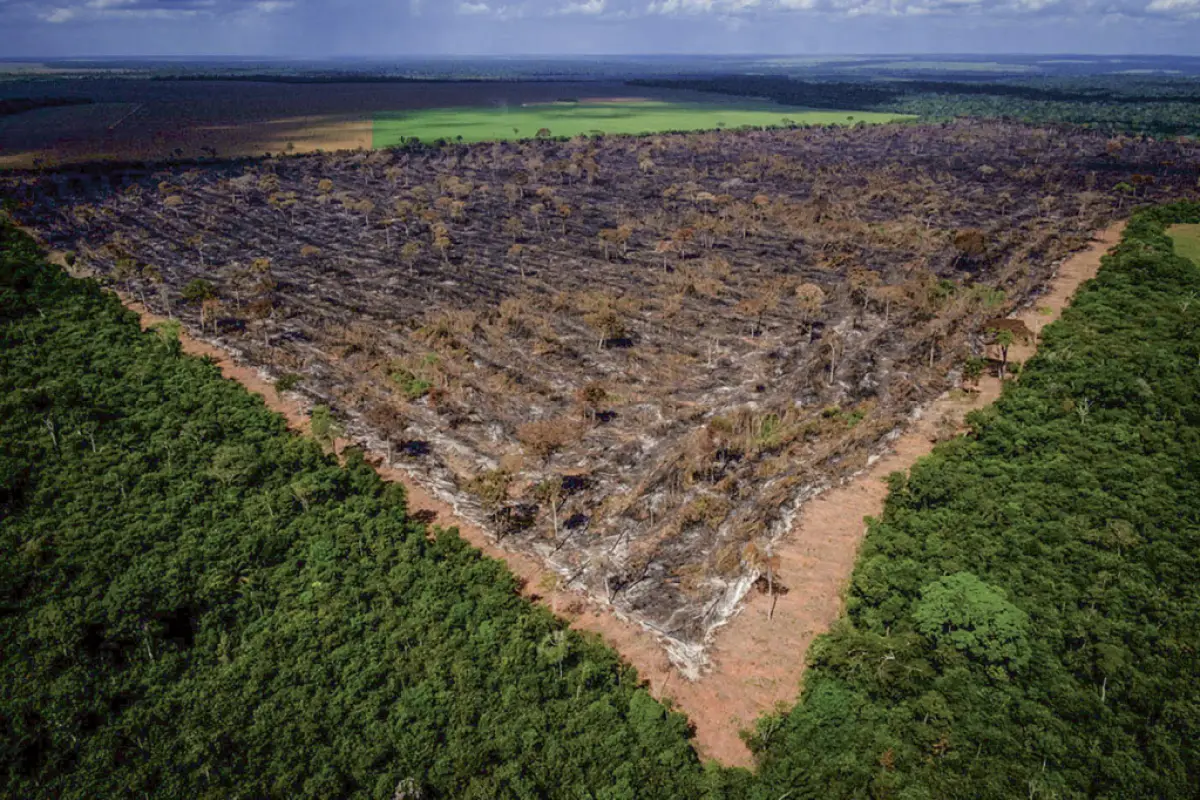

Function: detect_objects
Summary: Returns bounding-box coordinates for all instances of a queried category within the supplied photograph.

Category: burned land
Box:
[9,120,1198,670]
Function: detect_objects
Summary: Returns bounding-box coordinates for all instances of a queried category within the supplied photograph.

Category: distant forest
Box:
[633,76,1200,136]
[2,199,1199,797]
[148,74,564,85]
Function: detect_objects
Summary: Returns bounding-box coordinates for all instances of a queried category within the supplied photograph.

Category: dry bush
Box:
[517,417,581,460]
[678,493,732,531]
[712,543,744,578]
[417,310,480,349]
[497,297,532,336]
[795,282,827,322]
[364,402,408,441]
[582,308,626,348]
[498,452,526,474]
[574,382,608,422]
[466,469,511,515]
[673,563,709,599]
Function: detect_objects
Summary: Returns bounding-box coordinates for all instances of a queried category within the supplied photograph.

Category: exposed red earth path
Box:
[33,220,1124,769]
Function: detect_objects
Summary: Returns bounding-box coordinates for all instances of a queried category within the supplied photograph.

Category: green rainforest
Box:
[3,203,1200,798]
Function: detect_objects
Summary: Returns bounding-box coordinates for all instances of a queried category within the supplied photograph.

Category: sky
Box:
[1,0,1200,58]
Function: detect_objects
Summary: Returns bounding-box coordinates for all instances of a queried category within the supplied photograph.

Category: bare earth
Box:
[35,219,1123,768]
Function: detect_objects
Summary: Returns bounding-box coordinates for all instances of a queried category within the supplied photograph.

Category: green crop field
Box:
[1169,223,1200,265]
[372,100,908,147]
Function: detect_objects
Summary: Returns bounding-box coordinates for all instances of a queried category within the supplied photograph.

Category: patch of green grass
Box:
[372,100,908,147]
[1168,223,1200,265]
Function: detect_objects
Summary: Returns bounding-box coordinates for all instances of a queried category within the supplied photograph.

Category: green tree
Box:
[309,404,343,450]
[913,572,1032,677]
[181,278,216,304]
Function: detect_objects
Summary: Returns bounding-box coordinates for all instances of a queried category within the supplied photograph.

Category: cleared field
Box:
[372,100,906,146]
[12,120,1198,679]
[1169,223,1200,264]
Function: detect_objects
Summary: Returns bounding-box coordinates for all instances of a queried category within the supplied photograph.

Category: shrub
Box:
[181,278,217,304]
[518,417,580,460]
[274,372,302,395]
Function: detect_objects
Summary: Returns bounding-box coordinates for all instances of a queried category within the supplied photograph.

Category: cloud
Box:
[6,0,1200,53]
[14,0,1200,26]
[32,0,224,24]
[641,0,1173,16]
[42,6,77,21]
[1146,0,1200,13]
[557,0,606,12]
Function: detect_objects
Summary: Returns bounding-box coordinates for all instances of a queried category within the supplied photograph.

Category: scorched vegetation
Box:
[7,120,1199,669]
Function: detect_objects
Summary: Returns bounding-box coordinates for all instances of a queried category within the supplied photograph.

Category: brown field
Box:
[0,78,676,167]
[8,119,1196,765]
[6,121,1197,686]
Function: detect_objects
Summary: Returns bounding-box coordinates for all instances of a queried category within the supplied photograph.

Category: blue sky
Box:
[1,0,1199,57]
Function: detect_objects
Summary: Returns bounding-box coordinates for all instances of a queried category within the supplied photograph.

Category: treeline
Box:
[632,75,1200,135]
[747,203,1200,797]
[0,97,93,117]
[632,76,902,111]
[0,221,709,799]
[148,74,563,85]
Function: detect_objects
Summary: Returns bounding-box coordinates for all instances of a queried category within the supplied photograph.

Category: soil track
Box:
[31,219,1123,767]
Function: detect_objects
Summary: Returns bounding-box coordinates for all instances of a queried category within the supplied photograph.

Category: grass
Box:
[372,100,908,147]
[1168,223,1200,265]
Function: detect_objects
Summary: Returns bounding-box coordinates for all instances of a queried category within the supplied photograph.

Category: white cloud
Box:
[558,0,607,12]
[42,6,77,21]
[253,0,294,12]
[36,0,218,23]
[1146,0,1200,11]
[19,0,1200,33]
[641,0,1181,16]
[648,0,717,12]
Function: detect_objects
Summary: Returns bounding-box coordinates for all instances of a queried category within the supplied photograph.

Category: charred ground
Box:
[8,120,1197,670]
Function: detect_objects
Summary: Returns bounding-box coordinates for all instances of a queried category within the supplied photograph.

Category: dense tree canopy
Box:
[634,76,1200,137]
